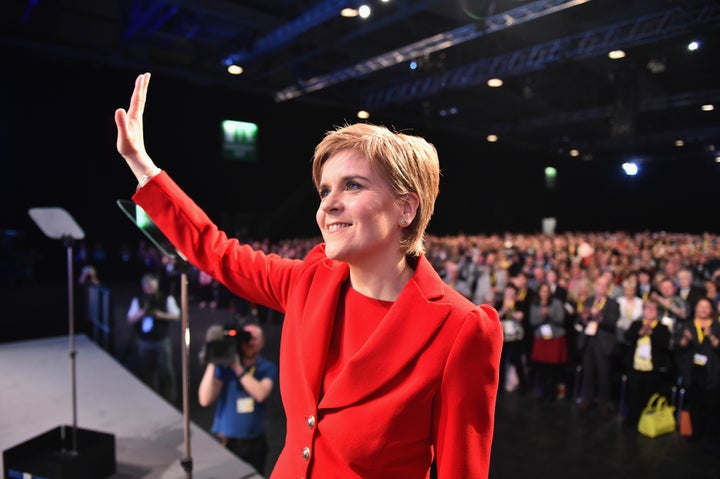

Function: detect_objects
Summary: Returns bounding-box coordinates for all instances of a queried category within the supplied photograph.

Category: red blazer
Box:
[134,172,503,479]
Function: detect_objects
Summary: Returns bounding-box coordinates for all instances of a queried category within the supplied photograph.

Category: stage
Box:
[0,334,261,479]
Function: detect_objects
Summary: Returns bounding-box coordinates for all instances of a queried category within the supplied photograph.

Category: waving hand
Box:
[115,73,160,184]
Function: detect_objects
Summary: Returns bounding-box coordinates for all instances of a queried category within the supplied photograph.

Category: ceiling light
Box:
[715,155,720,163]
[487,78,503,88]
[569,149,579,157]
[675,139,685,147]
[701,104,714,111]
[341,8,358,17]
[358,5,371,18]
[646,58,665,74]
[357,110,370,119]
[608,50,625,59]
[487,134,498,142]
[227,64,243,75]
[688,41,700,51]
[622,162,639,176]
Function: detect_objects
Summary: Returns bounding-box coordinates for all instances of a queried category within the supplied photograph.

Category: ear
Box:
[401,192,420,222]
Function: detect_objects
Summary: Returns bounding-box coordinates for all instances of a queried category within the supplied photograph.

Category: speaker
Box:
[3,425,116,479]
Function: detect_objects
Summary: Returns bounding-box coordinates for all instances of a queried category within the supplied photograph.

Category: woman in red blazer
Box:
[116,73,503,479]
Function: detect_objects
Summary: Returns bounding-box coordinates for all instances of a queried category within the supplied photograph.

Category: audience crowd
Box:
[73,230,720,444]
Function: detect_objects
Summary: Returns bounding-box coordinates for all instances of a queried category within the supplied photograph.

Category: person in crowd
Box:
[510,271,535,369]
[635,268,655,302]
[126,272,181,404]
[651,277,690,349]
[78,264,101,287]
[546,267,568,303]
[623,299,672,427]
[704,277,720,309]
[675,297,720,442]
[529,282,567,401]
[676,267,706,317]
[497,283,529,394]
[616,278,644,355]
[115,72,503,479]
[575,274,620,416]
[199,322,278,475]
[471,249,508,306]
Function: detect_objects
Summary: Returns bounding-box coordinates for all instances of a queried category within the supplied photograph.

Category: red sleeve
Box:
[432,304,503,479]
[132,171,302,312]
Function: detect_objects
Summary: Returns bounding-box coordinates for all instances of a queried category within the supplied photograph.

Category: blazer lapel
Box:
[297,260,349,405]
[318,256,452,409]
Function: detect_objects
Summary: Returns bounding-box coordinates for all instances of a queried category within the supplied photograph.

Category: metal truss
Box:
[361,0,720,108]
[274,0,590,101]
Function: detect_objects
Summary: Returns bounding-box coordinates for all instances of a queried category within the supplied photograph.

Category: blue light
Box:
[622,161,639,176]
[409,60,417,70]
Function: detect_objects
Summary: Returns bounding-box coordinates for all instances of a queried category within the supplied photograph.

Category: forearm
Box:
[238,375,273,403]
[153,309,180,321]
[198,363,222,407]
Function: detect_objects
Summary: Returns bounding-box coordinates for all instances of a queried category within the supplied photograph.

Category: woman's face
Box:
[695,299,713,320]
[316,149,404,267]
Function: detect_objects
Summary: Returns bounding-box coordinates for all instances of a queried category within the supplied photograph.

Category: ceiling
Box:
[3,0,720,164]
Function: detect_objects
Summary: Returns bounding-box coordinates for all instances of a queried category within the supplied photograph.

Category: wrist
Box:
[137,166,162,189]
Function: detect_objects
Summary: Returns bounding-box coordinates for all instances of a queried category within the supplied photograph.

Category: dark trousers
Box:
[500,340,527,392]
[223,435,269,476]
[136,337,177,404]
[580,341,612,406]
[686,367,720,442]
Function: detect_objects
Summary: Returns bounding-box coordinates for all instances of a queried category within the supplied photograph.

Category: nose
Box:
[321,189,343,213]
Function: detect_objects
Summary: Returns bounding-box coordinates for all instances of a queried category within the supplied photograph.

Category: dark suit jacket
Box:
[134,172,504,479]
[577,295,620,356]
[625,320,672,373]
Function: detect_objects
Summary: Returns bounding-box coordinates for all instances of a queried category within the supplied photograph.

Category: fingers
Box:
[128,73,150,120]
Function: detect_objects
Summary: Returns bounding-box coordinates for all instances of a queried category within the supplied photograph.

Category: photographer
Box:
[198,322,277,475]
[127,273,180,404]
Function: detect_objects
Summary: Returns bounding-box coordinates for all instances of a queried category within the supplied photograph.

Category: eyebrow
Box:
[318,174,371,189]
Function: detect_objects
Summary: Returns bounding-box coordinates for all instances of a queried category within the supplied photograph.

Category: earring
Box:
[400,218,408,226]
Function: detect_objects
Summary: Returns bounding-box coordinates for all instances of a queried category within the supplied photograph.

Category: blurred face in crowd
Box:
[659,279,676,298]
[677,270,692,289]
[642,301,659,321]
[694,298,714,321]
[594,276,610,298]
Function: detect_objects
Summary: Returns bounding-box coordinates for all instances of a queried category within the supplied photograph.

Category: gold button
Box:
[302,446,311,460]
[307,416,315,428]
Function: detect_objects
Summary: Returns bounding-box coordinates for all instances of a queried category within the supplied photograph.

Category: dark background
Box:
[2,43,718,253]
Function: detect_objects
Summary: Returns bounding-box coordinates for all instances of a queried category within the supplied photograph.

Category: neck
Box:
[349,254,414,301]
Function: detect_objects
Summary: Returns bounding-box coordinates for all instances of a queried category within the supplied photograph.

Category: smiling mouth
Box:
[327,223,351,232]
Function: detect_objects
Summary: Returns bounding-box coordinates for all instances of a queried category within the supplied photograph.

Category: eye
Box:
[318,187,330,199]
[345,181,361,191]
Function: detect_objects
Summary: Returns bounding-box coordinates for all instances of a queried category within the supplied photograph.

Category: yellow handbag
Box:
[638,393,676,438]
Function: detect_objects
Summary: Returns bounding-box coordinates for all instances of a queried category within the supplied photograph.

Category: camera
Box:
[200,323,252,367]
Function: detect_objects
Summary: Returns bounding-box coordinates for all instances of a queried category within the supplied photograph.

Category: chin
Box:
[324,243,352,263]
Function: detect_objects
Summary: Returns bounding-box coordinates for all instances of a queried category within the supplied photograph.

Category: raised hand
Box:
[114,73,159,183]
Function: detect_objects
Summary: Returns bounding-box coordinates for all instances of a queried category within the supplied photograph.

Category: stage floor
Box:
[0,334,261,479]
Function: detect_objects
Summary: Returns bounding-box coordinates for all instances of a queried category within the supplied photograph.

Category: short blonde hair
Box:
[312,123,440,257]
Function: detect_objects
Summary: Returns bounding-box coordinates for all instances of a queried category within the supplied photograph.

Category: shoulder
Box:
[444,285,502,340]
[256,356,278,377]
